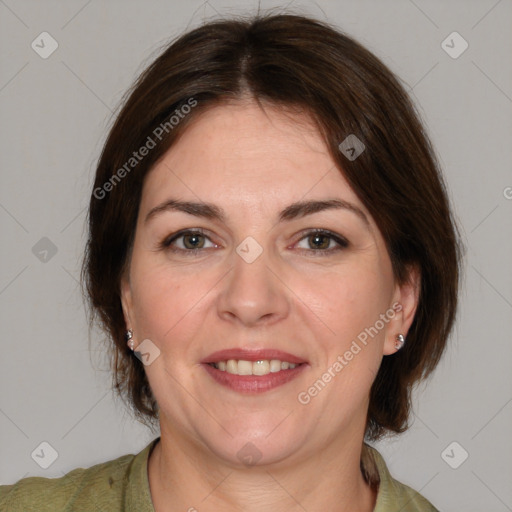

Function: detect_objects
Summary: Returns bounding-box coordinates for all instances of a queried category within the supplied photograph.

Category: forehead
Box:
[141,101,366,217]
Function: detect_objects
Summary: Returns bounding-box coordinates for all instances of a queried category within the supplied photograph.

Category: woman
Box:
[0,12,460,512]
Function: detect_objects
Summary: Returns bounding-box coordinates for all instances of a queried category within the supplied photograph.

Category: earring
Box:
[395,334,405,351]
[126,329,134,351]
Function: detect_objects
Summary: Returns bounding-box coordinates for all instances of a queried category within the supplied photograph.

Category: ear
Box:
[120,274,134,330]
[383,265,421,355]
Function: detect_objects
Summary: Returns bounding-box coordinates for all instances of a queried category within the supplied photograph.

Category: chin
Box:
[196,420,307,468]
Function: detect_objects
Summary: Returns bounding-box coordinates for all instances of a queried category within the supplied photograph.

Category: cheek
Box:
[129,258,214,343]
[305,269,392,398]
[306,262,393,340]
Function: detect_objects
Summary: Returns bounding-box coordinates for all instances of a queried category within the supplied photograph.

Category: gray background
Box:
[1,0,511,510]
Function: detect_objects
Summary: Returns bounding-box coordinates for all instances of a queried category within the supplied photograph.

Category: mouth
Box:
[201,348,308,393]
[207,359,302,375]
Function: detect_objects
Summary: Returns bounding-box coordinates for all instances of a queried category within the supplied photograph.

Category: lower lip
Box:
[202,363,308,393]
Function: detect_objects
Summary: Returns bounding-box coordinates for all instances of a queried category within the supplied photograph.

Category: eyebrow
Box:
[145,198,369,225]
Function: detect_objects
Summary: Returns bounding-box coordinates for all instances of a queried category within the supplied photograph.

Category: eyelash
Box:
[159,228,349,256]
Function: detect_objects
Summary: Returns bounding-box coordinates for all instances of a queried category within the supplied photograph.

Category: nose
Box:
[216,242,290,328]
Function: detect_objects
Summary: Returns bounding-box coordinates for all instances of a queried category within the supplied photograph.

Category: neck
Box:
[148,424,377,512]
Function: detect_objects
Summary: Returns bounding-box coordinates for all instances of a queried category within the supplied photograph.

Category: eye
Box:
[295,229,349,253]
[159,228,348,256]
[161,229,218,253]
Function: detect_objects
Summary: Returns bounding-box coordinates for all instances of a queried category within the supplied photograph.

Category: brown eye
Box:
[308,233,331,250]
[161,229,218,254]
[295,229,349,254]
[182,233,205,249]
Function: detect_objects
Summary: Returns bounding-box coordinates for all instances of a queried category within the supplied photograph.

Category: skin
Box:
[121,100,419,512]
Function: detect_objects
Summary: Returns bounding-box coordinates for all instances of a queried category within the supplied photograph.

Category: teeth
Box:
[237,360,253,375]
[269,359,281,373]
[226,360,238,374]
[253,360,269,376]
[211,359,299,376]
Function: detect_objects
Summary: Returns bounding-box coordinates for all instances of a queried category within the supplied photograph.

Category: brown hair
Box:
[83,13,461,443]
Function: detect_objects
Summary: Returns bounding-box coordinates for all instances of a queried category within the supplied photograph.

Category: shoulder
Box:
[0,440,157,512]
[0,454,136,512]
[365,444,440,512]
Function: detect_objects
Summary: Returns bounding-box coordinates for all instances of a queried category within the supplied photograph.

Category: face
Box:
[121,100,418,467]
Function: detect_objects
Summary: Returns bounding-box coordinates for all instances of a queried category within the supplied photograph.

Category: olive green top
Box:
[0,439,438,511]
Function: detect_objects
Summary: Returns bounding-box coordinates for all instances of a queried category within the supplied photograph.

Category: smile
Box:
[201,348,308,392]
[209,359,300,376]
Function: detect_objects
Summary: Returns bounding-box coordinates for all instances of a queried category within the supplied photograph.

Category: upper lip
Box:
[201,348,307,364]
